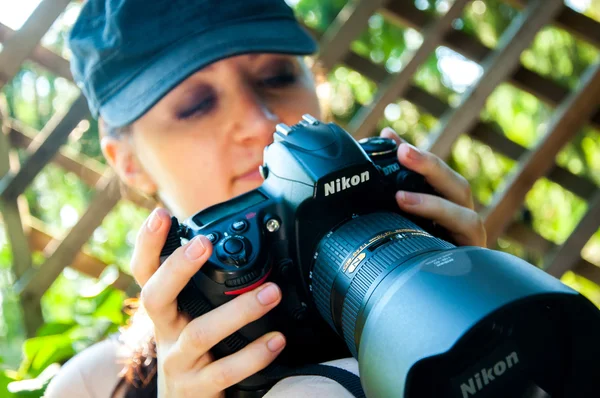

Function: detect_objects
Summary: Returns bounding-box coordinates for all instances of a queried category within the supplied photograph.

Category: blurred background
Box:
[0,0,599,396]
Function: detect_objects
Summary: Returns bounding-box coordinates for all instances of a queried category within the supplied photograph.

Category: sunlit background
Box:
[0,0,599,396]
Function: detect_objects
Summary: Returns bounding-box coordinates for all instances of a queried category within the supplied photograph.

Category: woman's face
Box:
[103,54,321,219]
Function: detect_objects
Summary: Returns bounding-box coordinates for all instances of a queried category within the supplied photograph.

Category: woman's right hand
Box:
[131,208,286,398]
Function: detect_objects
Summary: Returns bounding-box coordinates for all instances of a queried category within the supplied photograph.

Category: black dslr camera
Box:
[160,115,600,398]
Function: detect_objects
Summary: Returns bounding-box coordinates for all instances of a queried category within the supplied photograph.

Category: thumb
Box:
[380,127,407,145]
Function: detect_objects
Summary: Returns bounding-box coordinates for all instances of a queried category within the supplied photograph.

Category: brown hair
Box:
[107,58,331,397]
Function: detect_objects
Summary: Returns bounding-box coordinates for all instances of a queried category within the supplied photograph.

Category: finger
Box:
[397,143,474,210]
[140,234,213,342]
[160,348,214,381]
[379,127,407,145]
[396,191,486,247]
[194,332,286,395]
[130,207,172,287]
[170,282,282,372]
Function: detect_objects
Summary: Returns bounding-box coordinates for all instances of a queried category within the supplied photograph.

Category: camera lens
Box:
[311,212,454,356]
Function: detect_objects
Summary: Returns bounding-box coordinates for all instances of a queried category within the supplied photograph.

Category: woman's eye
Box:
[177,95,217,119]
[260,73,297,88]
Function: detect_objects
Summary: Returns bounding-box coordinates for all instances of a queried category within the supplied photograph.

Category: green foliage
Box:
[1,1,600,396]
[0,281,128,397]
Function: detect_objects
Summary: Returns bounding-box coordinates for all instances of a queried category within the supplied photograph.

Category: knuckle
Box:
[476,216,488,246]
[135,225,146,246]
[426,152,443,173]
[175,379,196,397]
[169,258,192,279]
[140,285,159,314]
[161,353,178,377]
[458,174,471,193]
[167,256,198,283]
[183,322,211,351]
[129,259,142,281]
[461,179,473,202]
[469,212,487,245]
[243,291,264,315]
[133,224,152,251]
[213,365,235,389]
[232,292,259,318]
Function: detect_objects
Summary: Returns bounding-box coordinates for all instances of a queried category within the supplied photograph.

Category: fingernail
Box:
[147,209,163,232]
[267,334,286,352]
[257,284,280,305]
[185,236,206,261]
[403,144,422,161]
[397,191,422,205]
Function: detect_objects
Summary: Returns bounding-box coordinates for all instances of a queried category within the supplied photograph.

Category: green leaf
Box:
[0,369,18,398]
[19,335,75,378]
[4,363,60,398]
[92,289,125,325]
[36,322,76,337]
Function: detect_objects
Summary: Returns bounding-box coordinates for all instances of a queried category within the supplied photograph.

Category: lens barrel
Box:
[311,212,454,356]
[311,211,600,398]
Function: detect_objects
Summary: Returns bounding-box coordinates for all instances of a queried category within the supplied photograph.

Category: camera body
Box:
[161,116,600,398]
[161,115,442,365]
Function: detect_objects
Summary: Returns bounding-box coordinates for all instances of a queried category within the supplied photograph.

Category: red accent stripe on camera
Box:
[224,268,272,295]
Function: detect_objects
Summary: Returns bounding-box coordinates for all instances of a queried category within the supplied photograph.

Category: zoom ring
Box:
[341,234,453,356]
[312,212,441,337]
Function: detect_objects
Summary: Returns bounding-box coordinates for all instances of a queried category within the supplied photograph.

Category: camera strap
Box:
[261,363,366,398]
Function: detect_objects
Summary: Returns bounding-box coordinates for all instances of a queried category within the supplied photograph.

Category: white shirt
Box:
[44,338,360,398]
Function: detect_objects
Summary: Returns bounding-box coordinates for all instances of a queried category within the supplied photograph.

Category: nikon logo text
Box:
[460,351,519,397]
[324,171,370,196]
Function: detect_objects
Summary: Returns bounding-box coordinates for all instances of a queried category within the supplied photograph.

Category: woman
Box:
[44,0,486,397]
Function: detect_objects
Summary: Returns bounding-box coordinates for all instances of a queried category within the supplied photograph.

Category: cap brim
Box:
[99,18,318,127]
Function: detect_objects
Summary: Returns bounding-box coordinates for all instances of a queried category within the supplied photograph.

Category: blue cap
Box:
[68,0,318,128]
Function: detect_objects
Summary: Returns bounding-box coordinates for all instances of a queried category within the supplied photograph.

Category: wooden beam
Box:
[544,190,600,278]
[0,0,71,88]
[0,108,32,280]
[349,0,470,139]
[7,120,156,210]
[0,101,11,178]
[554,6,600,48]
[470,122,598,201]
[380,1,600,129]
[341,51,599,202]
[503,221,555,253]
[0,22,73,81]
[426,0,565,160]
[501,0,600,48]
[0,94,90,200]
[27,218,136,292]
[1,96,38,336]
[318,0,392,70]
[0,200,33,279]
[573,259,600,286]
[9,122,105,186]
[17,173,122,299]
[483,62,600,245]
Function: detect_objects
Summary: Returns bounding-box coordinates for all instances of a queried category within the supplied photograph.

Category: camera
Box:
[160,115,600,397]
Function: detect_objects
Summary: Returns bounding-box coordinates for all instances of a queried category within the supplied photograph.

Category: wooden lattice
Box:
[0,0,599,337]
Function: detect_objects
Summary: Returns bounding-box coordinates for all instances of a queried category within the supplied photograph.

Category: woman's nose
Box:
[231,88,280,146]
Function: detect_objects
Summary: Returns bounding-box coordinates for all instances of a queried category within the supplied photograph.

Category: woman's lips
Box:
[236,167,263,182]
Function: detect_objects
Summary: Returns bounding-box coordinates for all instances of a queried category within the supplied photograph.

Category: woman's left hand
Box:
[380,127,487,248]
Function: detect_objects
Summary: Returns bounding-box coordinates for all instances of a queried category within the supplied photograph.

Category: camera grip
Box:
[159,217,252,358]
[177,281,251,357]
